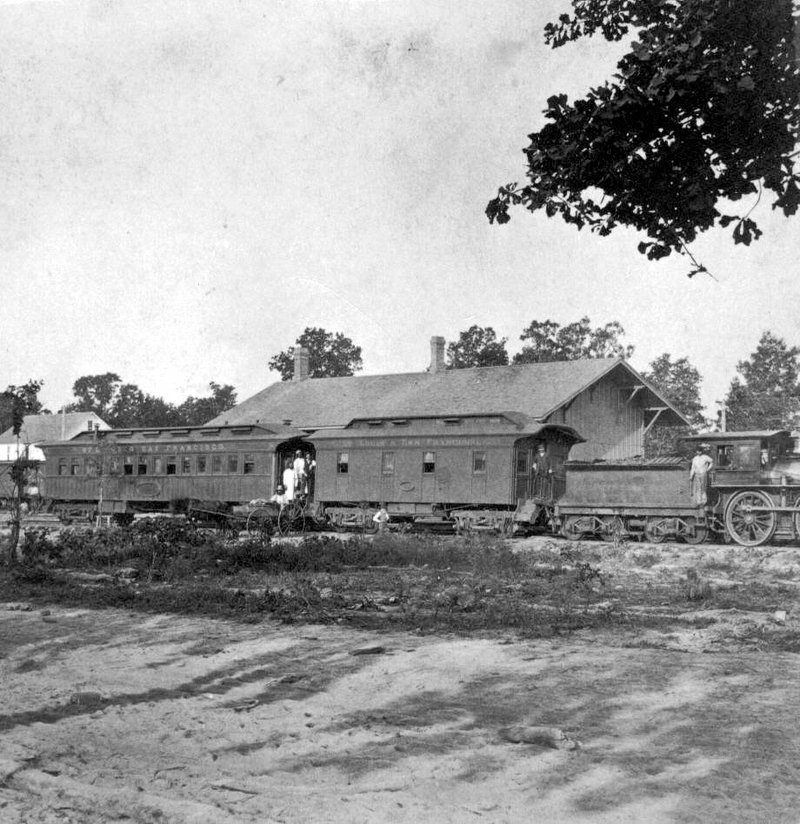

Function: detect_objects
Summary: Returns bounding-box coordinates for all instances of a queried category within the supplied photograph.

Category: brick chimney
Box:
[429,336,446,373]
[293,347,310,381]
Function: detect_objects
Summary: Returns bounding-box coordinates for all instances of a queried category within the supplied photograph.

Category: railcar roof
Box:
[39,422,304,447]
[208,358,689,430]
[683,430,791,442]
[566,456,686,467]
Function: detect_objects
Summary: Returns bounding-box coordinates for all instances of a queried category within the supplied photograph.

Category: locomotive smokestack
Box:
[429,336,446,373]
[293,347,310,381]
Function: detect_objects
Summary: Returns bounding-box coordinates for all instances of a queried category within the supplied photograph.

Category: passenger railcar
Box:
[40,423,311,520]
[310,415,583,532]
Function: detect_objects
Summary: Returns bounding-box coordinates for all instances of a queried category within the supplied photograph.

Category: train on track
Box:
[35,422,800,547]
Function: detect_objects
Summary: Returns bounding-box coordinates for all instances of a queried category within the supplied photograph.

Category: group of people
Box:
[270,450,316,506]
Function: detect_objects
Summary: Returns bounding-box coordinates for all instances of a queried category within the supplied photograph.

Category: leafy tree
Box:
[0,381,44,434]
[68,375,235,428]
[724,331,800,430]
[177,383,237,425]
[447,326,509,368]
[643,353,705,425]
[2,380,43,565]
[513,317,633,364]
[643,353,705,456]
[486,0,800,275]
[268,327,363,381]
[69,373,122,420]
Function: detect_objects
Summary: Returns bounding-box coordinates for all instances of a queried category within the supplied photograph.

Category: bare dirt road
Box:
[3,538,800,823]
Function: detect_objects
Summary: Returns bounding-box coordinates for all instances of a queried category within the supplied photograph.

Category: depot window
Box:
[337,452,349,474]
[472,451,487,474]
[243,454,255,474]
[422,451,436,474]
[381,451,395,475]
[166,456,177,475]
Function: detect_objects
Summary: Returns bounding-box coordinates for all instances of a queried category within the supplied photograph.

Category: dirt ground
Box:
[3,537,800,823]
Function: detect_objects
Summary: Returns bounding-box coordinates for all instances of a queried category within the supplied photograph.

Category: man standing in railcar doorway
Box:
[533,442,552,498]
[690,444,713,505]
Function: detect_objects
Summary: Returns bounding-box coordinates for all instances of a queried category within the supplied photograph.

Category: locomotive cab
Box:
[682,430,800,546]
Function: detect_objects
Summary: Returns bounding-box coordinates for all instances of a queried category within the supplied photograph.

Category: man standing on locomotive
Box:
[690,443,713,505]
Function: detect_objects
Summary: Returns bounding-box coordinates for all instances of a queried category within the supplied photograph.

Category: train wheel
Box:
[561,516,586,541]
[682,517,708,545]
[725,490,776,547]
[644,518,668,544]
[600,516,624,543]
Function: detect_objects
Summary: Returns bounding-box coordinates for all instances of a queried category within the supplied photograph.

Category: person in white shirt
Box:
[689,444,714,505]
[282,460,295,501]
[270,485,288,507]
[293,450,307,497]
[372,505,390,533]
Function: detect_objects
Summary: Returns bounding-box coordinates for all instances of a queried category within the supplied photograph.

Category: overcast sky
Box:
[1,0,797,419]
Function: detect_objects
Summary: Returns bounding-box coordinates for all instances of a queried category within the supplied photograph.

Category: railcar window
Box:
[70,459,82,476]
[472,451,487,474]
[137,458,148,475]
[337,452,349,474]
[124,457,134,476]
[423,451,436,474]
[58,459,67,476]
[716,446,732,468]
[154,456,164,474]
[243,454,255,474]
[516,453,528,474]
[381,452,395,475]
[197,455,207,473]
[212,455,222,474]
[181,456,192,474]
[228,455,238,474]
[166,456,177,475]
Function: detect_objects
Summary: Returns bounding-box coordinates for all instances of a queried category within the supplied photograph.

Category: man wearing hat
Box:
[690,443,714,505]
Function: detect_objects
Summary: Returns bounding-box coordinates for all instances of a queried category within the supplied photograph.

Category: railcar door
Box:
[276,439,316,499]
[514,446,533,501]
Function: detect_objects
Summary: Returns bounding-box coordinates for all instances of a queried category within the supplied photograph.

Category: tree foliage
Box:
[487,0,800,274]
[513,317,633,363]
[447,325,509,368]
[0,380,44,435]
[67,375,237,428]
[724,331,800,430]
[642,353,705,457]
[268,327,363,381]
[643,353,705,425]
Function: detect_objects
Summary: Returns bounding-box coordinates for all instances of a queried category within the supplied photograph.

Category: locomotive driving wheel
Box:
[725,490,776,547]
